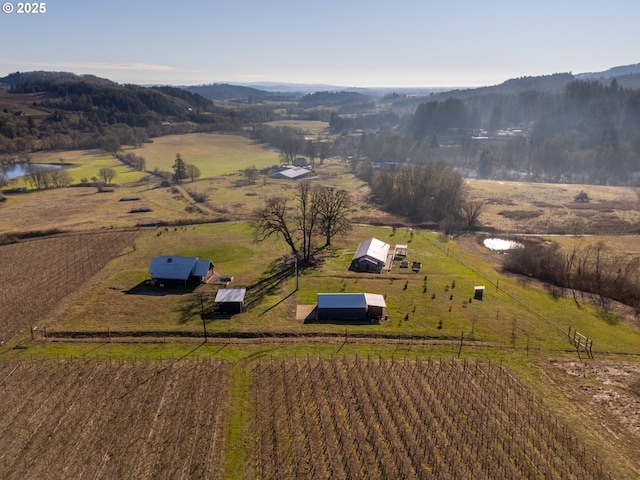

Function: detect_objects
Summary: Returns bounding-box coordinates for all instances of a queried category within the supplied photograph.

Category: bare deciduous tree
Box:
[316,186,351,246]
[251,183,353,264]
[98,166,117,184]
[243,165,258,185]
[461,201,484,231]
[185,164,201,182]
[251,196,298,258]
[279,136,304,165]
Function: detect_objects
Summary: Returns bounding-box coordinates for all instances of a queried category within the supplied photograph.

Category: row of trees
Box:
[115,151,146,171]
[251,183,352,264]
[503,240,640,311]
[24,165,73,189]
[251,125,332,164]
[363,162,470,226]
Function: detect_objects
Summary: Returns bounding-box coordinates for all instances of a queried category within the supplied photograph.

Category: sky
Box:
[1,0,639,88]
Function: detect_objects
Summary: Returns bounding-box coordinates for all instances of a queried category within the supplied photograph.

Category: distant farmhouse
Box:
[269,165,313,180]
[317,293,387,321]
[148,256,214,286]
[351,237,391,273]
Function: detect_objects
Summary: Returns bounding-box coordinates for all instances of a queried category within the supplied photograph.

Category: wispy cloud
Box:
[0,59,177,72]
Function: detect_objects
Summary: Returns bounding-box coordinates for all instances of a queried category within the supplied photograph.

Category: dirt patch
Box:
[551,359,640,438]
[497,209,543,220]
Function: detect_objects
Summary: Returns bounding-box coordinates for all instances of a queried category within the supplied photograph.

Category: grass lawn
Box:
[45,223,640,356]
[16,150,147,187]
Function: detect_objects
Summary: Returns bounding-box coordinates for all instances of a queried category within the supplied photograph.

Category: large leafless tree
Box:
[251,183,352,264]
[279,136,304,165]
[316,187,352,246]
[251,196,298,258]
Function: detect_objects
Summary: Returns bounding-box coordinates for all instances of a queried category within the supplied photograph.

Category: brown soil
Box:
[544,358,640,478]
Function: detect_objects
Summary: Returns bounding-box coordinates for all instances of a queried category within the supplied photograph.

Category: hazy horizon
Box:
[1,0,639,88]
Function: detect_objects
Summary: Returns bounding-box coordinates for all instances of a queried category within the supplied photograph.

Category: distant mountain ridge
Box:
[181,83,284,101]
[576,63,640,79]
[0,70,115,87]
[4,63,638,102]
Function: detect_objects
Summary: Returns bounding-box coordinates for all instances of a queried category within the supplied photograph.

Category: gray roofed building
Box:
[148,256,214,285]
[351,237,390,273]
[269,165,313,180]
[215,288,247,314]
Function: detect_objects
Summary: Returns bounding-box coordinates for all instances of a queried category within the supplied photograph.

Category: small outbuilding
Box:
[215,288,247,314]
[148,256,214,285]
[317,293,386,321]
[351,237,390,273]
[269,165,313,180]
[474,286,485,301]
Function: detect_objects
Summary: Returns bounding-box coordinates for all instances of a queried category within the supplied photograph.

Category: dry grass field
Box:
[468,179,640,235]
[0,160,392,234]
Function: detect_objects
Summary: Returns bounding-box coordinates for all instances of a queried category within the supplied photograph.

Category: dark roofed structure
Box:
[317,293,387,321]
[148,256,214,285]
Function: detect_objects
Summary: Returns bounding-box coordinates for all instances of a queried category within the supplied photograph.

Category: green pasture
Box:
[264,120,330,136]
[19,133,281,188]
[13,150,146,188]
[129,133,280,177]
[47,222,640,356]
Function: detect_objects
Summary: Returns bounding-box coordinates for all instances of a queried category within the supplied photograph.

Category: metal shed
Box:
[215,288,247,314]
[363,293,387,320]
[317,293,387,321]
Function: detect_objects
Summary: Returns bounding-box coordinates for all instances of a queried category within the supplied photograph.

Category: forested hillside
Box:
[403,79,640,184]
[0,72,246,155]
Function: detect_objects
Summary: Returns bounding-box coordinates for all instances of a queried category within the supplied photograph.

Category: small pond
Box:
[1,163,63,180]
[483,238,524,251]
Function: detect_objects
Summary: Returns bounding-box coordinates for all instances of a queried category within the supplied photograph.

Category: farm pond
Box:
[483,238,524,251]
[1,162,63,179]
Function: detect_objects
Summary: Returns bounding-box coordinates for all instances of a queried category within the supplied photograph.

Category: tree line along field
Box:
[0,356,616,480]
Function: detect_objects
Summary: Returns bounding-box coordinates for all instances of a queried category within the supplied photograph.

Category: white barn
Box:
[351,237,390,273]
[269,165,313,180]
